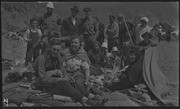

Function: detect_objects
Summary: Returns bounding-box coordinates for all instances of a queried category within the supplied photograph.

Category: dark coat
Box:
[96,22,105,44]
[61,17,82,37]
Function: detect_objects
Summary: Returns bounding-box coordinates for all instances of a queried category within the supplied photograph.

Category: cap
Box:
[111,46,118,52]
[101,42,108,48]
[46,2,54,9]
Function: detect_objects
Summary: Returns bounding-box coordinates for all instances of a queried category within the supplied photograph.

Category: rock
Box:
[8,103,18,107]
[102,92,140,106]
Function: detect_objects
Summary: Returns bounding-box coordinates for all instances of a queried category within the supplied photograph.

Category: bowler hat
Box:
[142,32,153,39]
[83,7,91,12]
[70,6,79,12]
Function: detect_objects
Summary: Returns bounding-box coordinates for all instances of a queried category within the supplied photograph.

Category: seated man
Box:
[87,41,105,67]
[33,38,104,106]
[107,46,122,70]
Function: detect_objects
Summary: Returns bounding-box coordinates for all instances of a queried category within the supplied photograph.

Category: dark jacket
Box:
[96,22,105,43]
[33,51,66,84]
[61,17,82,37]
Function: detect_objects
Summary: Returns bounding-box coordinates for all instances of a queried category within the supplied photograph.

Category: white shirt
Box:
[71,17,76,26]
[136,24,151,43]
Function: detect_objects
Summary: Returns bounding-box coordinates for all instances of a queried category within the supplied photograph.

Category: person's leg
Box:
[25,44,33,66]
[73,74,90,98]
[52,81,85,102]
[33,48,39,62]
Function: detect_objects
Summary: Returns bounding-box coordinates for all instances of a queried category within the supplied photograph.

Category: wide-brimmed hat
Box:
[70,6,79,12]
[142,32,153,39]
[101,42,108,48]
[111,46,118,52]
[83,7,91,12]
[46,2,54,9]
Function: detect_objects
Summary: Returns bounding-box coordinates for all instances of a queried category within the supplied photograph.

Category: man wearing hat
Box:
[107,46,122,70]
[61,6,82,45]
[105,15,119,52]
[38,2,60,38]
[94,16,105,45]
[138,32,156,50]
[81,7,99,52]
[135,17,151,44]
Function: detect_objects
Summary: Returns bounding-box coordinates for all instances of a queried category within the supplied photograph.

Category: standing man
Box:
[81,7,99,52]
[38,2,60,38]
[105,15,119,52]
[117,14,126,50]
[135,17,151,44]
[94,16,105,45]
[61,6,82,47]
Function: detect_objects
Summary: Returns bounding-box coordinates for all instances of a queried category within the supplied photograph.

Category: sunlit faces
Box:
[70,38,80,52]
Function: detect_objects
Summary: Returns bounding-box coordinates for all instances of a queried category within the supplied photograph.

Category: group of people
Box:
[22,2,159,106]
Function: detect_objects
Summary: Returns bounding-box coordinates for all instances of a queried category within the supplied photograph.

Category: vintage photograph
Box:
[2,1,179,107]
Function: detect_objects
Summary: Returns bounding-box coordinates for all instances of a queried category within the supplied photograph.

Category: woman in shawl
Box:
[61,37,107,105]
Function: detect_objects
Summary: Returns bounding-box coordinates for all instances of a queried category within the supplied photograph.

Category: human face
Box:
[71,10,78,18]
[101,47,108,54]
[71,38,80,52]
[50,45,62,58]
[140,20,146,27]
[46,7,53,15]
[117,17,123,23]
[84,11,91,17]
[109,18,114,24]
[93,44,99,51]
[31,21,38,29]
[112,51,118,57]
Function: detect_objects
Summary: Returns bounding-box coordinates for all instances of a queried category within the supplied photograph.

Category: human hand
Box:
[55,69,63,77]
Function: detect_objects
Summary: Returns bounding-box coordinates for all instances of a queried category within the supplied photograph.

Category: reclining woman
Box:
[33,38,105,106]
[61,37,107,105]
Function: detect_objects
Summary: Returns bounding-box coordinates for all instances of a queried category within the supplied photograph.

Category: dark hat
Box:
[70,6,79,12]
[83,7,91,12]
[109,15,115,19]
[49,38,62,46]
[142,32,153,39]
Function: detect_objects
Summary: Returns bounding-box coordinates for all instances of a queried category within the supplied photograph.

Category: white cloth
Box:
[23,28,42,41]
[71,17,76,26]
[136,24,151,43]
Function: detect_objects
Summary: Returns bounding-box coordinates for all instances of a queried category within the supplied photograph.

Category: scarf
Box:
[62,48,91,64]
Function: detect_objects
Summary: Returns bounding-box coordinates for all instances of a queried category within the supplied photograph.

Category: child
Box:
[23,18,42,66]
